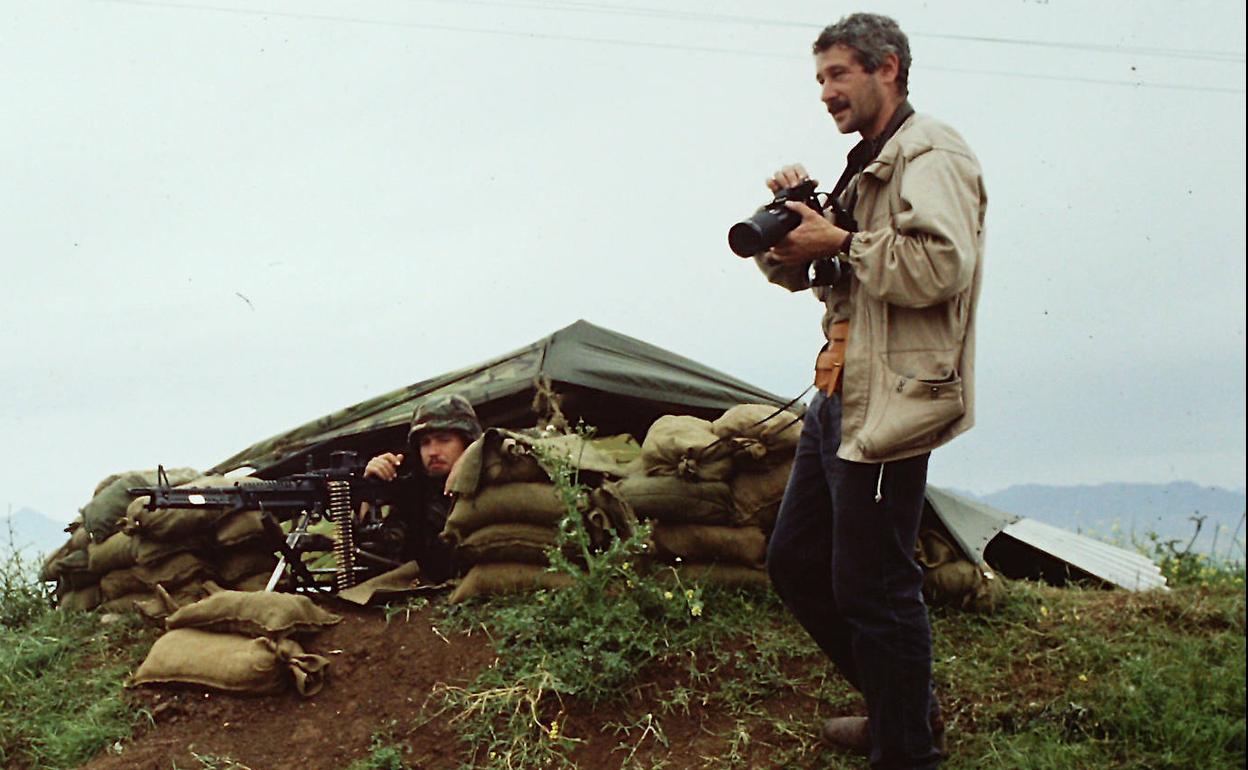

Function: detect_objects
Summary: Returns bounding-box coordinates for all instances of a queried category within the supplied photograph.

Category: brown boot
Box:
[819,716,871,755]
[819,714,948,757]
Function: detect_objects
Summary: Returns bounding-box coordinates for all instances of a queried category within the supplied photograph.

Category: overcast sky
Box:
[2,0,1245,523]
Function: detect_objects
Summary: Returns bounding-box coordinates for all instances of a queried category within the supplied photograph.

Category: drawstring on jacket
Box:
[874,463,885,503]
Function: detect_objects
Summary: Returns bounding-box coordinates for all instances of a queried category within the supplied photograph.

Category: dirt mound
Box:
[84,602,494,770]
[80,599,829,770]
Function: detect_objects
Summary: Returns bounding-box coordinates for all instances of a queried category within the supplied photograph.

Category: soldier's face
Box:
[419,431,468,477]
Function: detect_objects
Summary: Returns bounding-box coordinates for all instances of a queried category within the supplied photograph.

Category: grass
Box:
[0,589,159,769]
[2,470,1243,769]
[342,729,413,770]
[431,571,1244,769]
[427,445,1246,769]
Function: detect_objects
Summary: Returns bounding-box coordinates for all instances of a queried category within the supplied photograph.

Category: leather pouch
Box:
[814,321,850,395]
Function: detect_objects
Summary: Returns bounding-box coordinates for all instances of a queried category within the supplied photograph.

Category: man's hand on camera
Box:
[766,164,814,193]
[363,452,404,482]
[771,201,848,265]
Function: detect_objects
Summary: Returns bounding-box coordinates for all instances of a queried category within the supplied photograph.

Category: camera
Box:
[728,178,823,258]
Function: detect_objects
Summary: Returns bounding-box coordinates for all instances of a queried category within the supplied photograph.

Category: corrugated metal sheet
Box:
[926,485,1021,565]
[1000,516,1168,592]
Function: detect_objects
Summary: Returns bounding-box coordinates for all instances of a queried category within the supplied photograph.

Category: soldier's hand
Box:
[767,164,815,193]
[363,452,404,481]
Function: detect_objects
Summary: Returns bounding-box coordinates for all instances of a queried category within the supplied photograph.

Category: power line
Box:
[394,0,1246,63]
[92,0,1248,94]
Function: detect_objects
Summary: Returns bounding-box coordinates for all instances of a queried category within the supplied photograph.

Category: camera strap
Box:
[699,385,812,458]
[830,100,915,227]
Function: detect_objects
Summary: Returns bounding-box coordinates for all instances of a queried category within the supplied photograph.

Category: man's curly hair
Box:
[813,13,911,96]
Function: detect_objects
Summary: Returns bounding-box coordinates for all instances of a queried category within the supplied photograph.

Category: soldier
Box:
[363,394,483,583]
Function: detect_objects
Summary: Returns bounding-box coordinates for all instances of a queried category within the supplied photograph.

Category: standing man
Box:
[757,13,986,769]
[363,393,482,584]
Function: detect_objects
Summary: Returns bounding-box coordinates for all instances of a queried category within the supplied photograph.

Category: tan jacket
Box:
[756,112,987,463]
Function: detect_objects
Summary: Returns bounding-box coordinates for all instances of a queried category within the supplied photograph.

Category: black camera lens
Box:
[728,206,800,257]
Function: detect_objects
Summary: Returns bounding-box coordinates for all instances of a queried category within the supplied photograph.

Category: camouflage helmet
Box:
[407,394,483,446]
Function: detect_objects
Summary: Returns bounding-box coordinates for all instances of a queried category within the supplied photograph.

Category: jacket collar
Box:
[832,100,915,199]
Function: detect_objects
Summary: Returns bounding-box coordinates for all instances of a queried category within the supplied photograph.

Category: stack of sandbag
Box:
[40,467,199,613]
[611,412,783,589]
[130,586,339,697]
[117,474,282,604]
[40,520,98,611]
[915,528,1006,613]
[711,404,802,536]
[441,428,639,603]
[45,469,283,616]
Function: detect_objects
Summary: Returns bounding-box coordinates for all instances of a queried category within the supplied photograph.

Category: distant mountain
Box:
[976,482,1246,560]
[1,507,70,563]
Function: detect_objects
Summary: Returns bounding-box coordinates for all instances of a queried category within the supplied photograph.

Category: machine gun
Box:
[129,451,403,593]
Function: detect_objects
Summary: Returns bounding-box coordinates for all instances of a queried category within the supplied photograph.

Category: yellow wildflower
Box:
[548,720,560,740]
[1040,605,1049,617]
[691,603,703,617]
[663,591,674,600]
[1078,674,1088,682]
[685,589,695,599]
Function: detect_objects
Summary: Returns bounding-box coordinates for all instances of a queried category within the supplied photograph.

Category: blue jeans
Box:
[767,391,942,770]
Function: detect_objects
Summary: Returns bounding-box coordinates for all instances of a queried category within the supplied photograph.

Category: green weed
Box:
[342,729,413,770]
[0,545,158,769]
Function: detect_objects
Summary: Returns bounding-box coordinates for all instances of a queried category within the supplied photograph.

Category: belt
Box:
[814,321,849,396]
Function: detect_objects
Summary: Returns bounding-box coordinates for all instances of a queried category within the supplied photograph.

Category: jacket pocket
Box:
[858,366,965,458]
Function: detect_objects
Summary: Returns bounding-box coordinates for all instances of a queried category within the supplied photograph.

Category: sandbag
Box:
[528,432,641,477]
[123,475,265,542]
[130,629,329,696]
[165,589,342,638]
[57,584,102,612]
[92,472,124,500]
[336,561,423,606]
[651,523,767,568]
[640,415,733,481]
[214,509,270,547]
[730,461,792,525]
[98,591,159,615]
[442,483,572,542]
[923,561,1005,613]
[449,562,575,603]
[712,404,802,465]
[456,523,560,566]
[216,547,279,584]
[446,433,549,496]
[915,529,960,569]
[447,429,639,496]
[40,521,91,582]
[135,537,197,566]
[610,477,742,525]
[39,541,71,583]
[129,501,232,543]
[87,531,138,573]
[229,572,274,593]
[69,522,91,551]
[100,553,212,600]
[751,500,781,534]
[54,549,101,590]
[81,467,200,541]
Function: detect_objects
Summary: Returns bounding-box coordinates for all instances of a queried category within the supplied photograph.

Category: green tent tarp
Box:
[206,319,1164,592]
[211,320,792,477]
